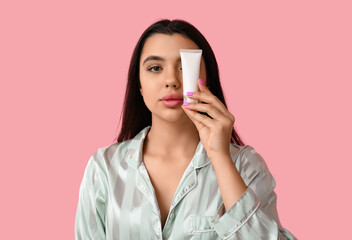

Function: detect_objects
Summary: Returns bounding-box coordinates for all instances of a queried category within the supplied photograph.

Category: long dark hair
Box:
[114,19,245,146]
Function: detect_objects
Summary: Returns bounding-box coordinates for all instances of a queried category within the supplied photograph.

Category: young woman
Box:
[75,19,296,240]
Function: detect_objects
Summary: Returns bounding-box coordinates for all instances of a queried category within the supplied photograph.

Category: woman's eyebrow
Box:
[142,55,181,65]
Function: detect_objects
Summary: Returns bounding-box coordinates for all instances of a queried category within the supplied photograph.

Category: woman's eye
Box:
[148,66,162,72]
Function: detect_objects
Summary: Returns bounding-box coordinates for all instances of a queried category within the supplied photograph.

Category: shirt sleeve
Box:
[75,153,107,240]
[211,145,296,240]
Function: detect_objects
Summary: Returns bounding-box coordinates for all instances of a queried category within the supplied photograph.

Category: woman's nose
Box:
[165,68,182,88]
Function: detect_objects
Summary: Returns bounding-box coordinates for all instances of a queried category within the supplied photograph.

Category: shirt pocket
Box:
[191,215,219,240]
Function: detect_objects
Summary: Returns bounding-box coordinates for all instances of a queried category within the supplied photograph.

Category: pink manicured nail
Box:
[183,102,190,106]
[198,78,204,85]
[187,92,193,96]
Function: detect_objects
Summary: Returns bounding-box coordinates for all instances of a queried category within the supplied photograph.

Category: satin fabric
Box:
[75,125,296,239]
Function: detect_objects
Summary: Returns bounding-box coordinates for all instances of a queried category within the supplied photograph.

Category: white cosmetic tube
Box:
[180,49,202,103]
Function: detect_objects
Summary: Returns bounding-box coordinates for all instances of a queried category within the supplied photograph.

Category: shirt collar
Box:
[125,125,211,170]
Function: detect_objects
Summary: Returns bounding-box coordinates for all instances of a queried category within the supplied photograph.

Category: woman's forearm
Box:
[211,154,247,212]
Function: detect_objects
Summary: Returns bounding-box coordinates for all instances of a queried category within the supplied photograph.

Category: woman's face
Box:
[139,33,207,123]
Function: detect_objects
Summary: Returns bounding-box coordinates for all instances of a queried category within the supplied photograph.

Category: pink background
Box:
[1,0,351,239]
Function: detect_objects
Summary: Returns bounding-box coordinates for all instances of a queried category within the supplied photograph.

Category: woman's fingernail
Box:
[198,78,204,85]
[187,92,193,96]
[183,102,190,106]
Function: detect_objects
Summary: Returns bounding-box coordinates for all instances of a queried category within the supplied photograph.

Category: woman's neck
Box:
[143,120,200,161]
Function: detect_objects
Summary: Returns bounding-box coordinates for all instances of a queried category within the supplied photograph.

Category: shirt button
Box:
[154,226,161,235]
[170,213,174,219]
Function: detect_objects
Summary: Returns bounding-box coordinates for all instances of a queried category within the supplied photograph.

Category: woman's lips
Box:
[161,99,183,107]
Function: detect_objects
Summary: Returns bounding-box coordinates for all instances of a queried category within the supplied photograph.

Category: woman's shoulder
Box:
[229,143,257,159]
[229,143,270,174]
[229,143,277,203]
[87,139,135,170]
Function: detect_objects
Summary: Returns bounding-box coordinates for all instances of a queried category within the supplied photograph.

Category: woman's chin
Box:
[153,110,189,123]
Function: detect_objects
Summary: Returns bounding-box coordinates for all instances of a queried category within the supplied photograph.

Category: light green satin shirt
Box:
[75,125,296,239]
